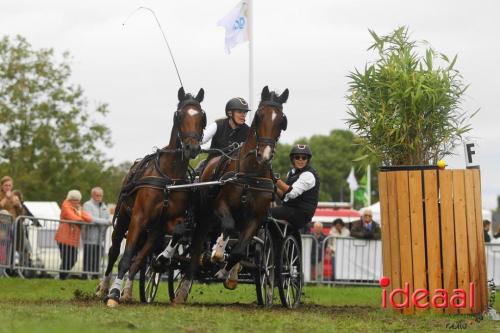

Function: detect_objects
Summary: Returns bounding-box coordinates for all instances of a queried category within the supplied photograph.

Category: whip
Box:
[123,6,184,88]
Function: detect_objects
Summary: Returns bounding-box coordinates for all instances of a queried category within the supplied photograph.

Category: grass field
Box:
[0,278,499,333]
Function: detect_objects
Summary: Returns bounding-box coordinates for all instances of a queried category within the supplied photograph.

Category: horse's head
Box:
[253,86,289,165]
[175,87,206,159]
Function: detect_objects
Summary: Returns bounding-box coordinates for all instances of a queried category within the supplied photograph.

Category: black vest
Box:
[208,118,249,160]
[284,165,320,221]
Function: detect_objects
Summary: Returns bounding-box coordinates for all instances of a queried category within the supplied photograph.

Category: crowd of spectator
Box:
[0,175,113,279]
[307,208,381,280]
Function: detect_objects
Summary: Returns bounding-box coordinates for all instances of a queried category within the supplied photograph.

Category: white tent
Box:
[23,201,61,229]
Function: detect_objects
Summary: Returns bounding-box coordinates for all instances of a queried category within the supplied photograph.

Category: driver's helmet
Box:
[289,144,312,162]
[225,97,250,117]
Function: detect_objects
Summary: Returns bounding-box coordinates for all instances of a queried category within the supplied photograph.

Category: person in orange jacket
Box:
[55,190,92,279]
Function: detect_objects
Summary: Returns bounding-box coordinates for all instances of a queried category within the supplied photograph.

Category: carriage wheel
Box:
[167,244,190,302]
[139,257,161,303]
[277,235,303,308]
[167,266,188,301]
[255,228,275,307]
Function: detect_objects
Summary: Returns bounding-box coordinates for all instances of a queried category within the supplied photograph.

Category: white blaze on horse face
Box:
[187,108,199,116]
[262,145,272,160]
[271,110,277,121]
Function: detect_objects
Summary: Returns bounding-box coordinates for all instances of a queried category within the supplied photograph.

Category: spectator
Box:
[484,220,491,243]
[310,221,326,280]
[82,187,110,278]
[327,219,350,280]
[82,187,110,279]
[0,176,24,219]
[351,208,381,240]
[55,190,92,279]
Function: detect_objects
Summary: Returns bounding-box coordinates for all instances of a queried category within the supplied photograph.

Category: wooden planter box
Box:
[378,167,488,314]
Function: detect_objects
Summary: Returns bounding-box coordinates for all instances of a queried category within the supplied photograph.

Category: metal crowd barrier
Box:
[0,213,15,276]
[299,234,381,285]
[485,242,500,286]
[300,235,500,287]
[3,213,500,287]
[1,215,110,279]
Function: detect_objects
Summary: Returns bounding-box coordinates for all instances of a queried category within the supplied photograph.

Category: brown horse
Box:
[174,86,289,302]
[95,87,206,306]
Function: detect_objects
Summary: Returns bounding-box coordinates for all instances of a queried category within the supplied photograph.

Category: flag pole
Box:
[367,164,371,205]
[247,0,254,120]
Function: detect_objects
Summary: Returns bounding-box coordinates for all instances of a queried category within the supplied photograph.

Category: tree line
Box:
[1,35,377,206]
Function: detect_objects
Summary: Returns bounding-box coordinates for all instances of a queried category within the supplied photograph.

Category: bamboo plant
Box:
[346,27,476,166]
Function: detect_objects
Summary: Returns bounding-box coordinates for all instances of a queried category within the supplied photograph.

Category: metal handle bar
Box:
[165,177,237,190]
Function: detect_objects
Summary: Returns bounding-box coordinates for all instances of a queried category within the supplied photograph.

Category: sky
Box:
[0,0,499,209]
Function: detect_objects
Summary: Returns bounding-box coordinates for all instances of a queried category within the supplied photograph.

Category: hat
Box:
[225,97,250,116]
[289,144,312,161]
[66,190,82,201]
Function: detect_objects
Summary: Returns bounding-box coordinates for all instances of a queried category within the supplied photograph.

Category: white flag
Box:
[218,1,249,54]
[346,167,358,190]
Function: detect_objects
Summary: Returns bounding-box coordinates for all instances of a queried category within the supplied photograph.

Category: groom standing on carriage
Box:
[272,144,320,232]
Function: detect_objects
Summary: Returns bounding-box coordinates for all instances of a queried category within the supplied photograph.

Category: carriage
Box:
[137,178,304,309]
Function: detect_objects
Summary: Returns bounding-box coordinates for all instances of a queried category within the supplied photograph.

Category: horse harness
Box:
[112,149,191,227]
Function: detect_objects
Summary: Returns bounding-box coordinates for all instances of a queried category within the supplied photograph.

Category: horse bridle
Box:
[253,101,287,157]
[174,99,207,146]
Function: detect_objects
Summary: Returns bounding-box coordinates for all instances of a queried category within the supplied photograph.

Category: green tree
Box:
[346,27,475,166]
[0,35,122,202]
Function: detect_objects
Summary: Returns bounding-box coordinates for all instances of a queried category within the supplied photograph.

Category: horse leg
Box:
[173,217,209,304]
[106,213,146,307]
[96,213,129,298]
[223,218,260,290]
[211,201,234,263]
[158,221,187,263]
[121,231,159,303]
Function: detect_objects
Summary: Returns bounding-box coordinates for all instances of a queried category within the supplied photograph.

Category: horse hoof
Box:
[95,288,108,299]
[223,279,238,290]
[223,263,241,290]
[105,288,121,306]
[95,285,108,299]
[120,288,133,303]
[107,298,119,308]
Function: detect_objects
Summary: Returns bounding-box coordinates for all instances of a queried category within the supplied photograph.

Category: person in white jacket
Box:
[327,218,350,280]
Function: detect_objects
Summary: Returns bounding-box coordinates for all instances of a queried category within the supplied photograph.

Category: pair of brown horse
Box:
[95,86,289,307]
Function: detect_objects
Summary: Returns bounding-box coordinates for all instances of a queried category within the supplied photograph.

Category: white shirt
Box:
[283,169,316,202]
[201,122,218,145]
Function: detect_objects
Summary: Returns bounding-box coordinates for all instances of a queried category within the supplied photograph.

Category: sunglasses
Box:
[293,155,308,161]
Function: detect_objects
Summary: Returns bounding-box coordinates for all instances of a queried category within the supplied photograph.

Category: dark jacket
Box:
[350,219,381,240]
[283,165,320,222]
[208,118,249,160]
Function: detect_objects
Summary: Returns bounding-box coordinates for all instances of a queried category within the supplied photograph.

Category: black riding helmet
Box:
[289,144,313,162]
[225,97,251,117]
